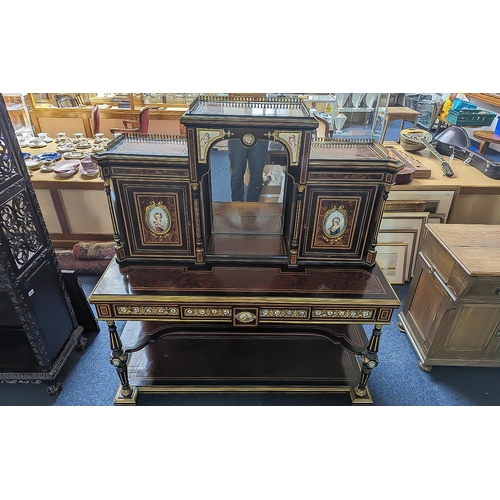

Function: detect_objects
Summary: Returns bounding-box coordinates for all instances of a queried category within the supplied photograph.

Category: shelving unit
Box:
[304,93,390,140]
[4,93,33,134]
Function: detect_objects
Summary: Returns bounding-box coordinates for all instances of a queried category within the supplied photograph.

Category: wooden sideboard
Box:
[398,224,500,371]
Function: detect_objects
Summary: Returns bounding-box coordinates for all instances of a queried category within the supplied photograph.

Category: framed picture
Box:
[387,190,457,223]
[375,242,408,285]
[377,229,418,281]
[380,212,429,276]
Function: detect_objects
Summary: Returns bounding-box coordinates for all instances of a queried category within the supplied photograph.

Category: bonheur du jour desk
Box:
[89,259,400,405]
[88,95,403,405]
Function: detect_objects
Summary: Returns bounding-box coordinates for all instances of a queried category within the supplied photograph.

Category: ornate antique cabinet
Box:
[90,95,401,405]
[0,95,84,393]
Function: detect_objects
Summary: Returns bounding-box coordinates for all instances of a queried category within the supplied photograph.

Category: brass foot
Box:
[418,362,432,373]
[114,386,139,405]
[350,387,373,404]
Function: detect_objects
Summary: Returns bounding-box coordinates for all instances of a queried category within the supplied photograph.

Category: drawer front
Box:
[95,301,392,325]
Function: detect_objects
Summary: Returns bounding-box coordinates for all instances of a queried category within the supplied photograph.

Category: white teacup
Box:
[73,132,84,141]
[30,137,45,146]
[38,132,49,140]
[41,159,55,171]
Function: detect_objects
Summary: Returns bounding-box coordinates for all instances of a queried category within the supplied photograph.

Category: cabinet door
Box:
[437,305,500,361]
[298,185,378,263]
[115,179,195,261]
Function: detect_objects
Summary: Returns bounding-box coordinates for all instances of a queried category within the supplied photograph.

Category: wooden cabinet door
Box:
[115,179,195,261]
[298,185,379,264]
[437,305,500,361]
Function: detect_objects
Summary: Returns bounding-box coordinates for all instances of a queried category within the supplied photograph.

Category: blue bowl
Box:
[32,152,62,162]
[22,152,31,159]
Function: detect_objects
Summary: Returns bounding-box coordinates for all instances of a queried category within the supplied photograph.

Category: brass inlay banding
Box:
[312,309,374,319]
[260,308,309,319]
[116,305,179,316]
[183,307,232,318]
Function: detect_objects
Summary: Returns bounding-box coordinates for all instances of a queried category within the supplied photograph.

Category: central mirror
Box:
[208,138,289,257]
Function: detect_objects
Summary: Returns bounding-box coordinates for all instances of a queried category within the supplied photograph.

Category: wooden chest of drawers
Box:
[398,224,500,371]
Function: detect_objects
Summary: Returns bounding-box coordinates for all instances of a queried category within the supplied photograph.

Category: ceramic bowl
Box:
[54,159,80,177]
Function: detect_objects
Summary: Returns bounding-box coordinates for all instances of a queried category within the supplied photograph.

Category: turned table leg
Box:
[107,320,134,400]
[478,141,490,155]
[355,324,382,398]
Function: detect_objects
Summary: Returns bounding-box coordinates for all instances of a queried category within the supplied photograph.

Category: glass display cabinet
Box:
[305,93,391,140]
[3,94,33,134]
[89,94,401,405]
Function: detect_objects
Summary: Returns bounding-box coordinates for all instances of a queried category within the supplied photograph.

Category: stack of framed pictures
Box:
[376,212,430,284]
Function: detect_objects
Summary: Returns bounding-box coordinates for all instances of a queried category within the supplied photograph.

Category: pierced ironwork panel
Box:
[0,190,42,268]
[0,132,19,183]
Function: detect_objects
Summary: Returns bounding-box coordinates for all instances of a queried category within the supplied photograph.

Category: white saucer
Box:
[63,151,85,160]
[29,142,47,148]
[25,159,41,169]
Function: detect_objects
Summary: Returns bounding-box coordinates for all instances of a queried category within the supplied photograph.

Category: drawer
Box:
[421,225,500,300]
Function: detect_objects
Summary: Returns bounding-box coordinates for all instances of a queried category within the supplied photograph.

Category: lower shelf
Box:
[115,322,373,405]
